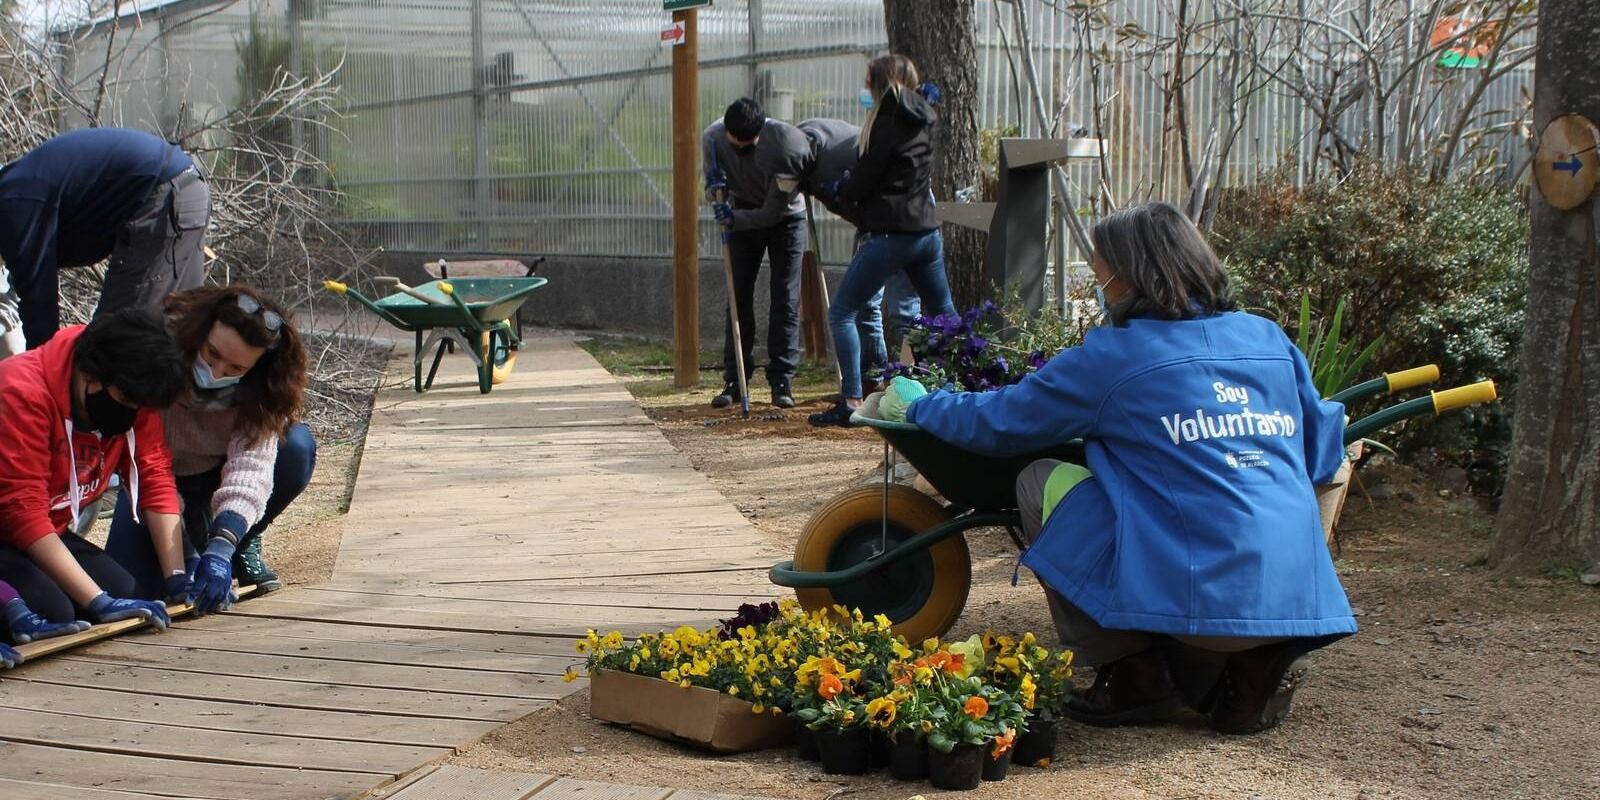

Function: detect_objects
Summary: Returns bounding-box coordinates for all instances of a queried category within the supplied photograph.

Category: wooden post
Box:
[672,8,700,389]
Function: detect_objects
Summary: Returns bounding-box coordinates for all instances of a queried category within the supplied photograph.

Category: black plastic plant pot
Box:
[868,729,892,769]
[928,742,984,791]
[982,743,1013,782]
[888,731,929,781]
[816,727,871,775]
[1012,716,1057,768]
[795,726,821,762]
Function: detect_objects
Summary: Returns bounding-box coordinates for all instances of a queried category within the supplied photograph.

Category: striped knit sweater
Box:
[162,400,278,541]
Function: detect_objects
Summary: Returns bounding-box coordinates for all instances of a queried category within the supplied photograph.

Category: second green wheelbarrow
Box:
[769,366,1499,643]
[324,274,547,394]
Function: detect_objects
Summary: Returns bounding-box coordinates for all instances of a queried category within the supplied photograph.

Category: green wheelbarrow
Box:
[769,366,1499,643]
[324,274,547,394]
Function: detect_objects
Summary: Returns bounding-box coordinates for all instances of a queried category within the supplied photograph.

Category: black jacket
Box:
[838,87,938,234]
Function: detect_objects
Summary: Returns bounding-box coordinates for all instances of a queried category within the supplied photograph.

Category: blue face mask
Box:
[193,357,242,391]
[859,88,875,110]
[1094,276,1116,325]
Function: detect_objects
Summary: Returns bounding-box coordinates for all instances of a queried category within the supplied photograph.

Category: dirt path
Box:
[455,396,1600,799]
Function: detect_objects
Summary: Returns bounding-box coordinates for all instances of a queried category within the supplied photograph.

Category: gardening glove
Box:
[704,170,727,203]
[0,641,20,669]
[192,536,238,616]
[712,201,736,228]
[164,571,196,606]
[4,597,90,643]
[879,376,928,423]
[916,81,942,105]
[86,593,170,631]
[824,170,851,201]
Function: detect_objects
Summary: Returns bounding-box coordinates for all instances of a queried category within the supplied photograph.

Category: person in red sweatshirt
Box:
[0,308,189,631]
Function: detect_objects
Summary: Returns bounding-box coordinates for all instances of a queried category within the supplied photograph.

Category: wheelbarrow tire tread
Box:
[793,484,969,643]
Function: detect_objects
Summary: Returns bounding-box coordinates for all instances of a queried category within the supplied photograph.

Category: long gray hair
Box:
[1090,202,1237,325]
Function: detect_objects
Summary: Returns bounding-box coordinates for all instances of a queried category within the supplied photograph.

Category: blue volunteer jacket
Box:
[0,128,190,347]
[907,310,1358,640]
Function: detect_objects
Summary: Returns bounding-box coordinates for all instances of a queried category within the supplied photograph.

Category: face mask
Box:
[732,142,755,156]
[193,357,241,391]
[84,387,138,437]
[1094,276,1116,326]
[859,88,875,109]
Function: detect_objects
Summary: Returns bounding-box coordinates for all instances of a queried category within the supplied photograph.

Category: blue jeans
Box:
[830,229,956,399]
[855,270,921,381]
[105,422,317,599]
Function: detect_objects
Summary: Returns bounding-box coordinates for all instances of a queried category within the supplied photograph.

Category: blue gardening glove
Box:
[880,376,929,423]
[4,597,90,643]
[0,641,20,669]
[916,82,942,105]
[712,201,735,227]
[192,536,237,616]
[164,571,196,606]
[824,170,851,201]
[86,592,170,631]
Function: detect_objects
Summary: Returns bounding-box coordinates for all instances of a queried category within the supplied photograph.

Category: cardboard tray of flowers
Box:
[589,668,795,753]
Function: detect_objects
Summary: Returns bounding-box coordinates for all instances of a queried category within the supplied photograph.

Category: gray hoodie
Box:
[701,118,811,231]
[796,119,862,225]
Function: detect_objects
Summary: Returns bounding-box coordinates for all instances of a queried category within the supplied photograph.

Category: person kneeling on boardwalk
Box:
[894,203,1356,735]
[0,309,187,633]
[0,578,93,668]
[107,287,312,609]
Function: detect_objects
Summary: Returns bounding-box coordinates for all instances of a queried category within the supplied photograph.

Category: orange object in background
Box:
[1431,15,1502,68]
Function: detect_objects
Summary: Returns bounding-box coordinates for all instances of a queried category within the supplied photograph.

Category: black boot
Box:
[1061,648,1187,728]
[232,531,282,593]
[711,381,743,409]
[770,377,795,409]
[1209,643,1311,735]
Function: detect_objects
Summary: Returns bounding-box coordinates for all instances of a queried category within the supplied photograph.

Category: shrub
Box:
[1211,162,1527,494]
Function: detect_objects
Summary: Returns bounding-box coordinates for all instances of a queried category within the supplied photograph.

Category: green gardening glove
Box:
[880,376,929,423]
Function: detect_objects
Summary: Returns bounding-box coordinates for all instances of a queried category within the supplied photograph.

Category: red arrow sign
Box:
[661,21,686,47]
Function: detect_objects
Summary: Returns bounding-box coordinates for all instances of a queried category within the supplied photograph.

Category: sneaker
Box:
[770,378,795,409]
[1060,648,1188,728]
[1209,643,1311,735]
[711,382,742,409]
[232,533,283,594]
[808,399,856,428]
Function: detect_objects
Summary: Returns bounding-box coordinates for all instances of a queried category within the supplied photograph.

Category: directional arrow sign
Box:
[1535,115,1600,211]
[1555,154,1584,176]
[661,21,686,47]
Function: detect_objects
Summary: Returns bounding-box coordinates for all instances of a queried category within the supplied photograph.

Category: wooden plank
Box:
[60,643,564,700]
[0,740,380,800]
[172,615,579,657]
[115,626,573,676]
[14,661,539,722]
[387,766,555,800]
[0,778,172,799]
[665,792,774,800]
[435,565,770,585]
[218,598,722,638]
[0,681,497,749]
[0,706,447,775]
[12,586,261,662]
[301,585,764,613]
[282,588,745,620]
[529,778,673,800]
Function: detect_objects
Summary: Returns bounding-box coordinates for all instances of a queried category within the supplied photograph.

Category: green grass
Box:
[576,335,841,404]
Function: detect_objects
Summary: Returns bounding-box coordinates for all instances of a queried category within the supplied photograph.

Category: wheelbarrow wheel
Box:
[793,484,969,643]
[479,325,518,386]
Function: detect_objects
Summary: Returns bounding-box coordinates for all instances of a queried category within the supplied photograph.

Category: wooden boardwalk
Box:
[0,334,782,799]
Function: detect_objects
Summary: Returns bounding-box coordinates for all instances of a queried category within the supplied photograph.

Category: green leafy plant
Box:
[1296,294,1383,399]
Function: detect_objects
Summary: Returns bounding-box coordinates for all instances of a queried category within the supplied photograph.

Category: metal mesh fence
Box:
[64,0,1533,266]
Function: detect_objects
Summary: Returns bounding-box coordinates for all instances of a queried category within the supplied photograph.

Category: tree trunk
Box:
[884,0,986,309]
[1492,0,1600,573]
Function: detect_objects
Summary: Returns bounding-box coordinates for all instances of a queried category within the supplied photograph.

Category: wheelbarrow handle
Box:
[323,280,415,331]
[1328,364,1441,405]
[437,281,485,331]
[1342,380,1497,444]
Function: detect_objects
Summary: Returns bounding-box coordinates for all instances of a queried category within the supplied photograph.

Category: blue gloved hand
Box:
[712,202,736,227]
[192,536,237,616]
[704,171,728,203]
[4,597,90,643]
[164,571,196,606]
[0,641,20,669]
[916,82,942,105]
[824,170,851,200]
[86,592,170,631]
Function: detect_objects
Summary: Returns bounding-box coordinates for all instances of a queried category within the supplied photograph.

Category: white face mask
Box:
[193,357,242,391]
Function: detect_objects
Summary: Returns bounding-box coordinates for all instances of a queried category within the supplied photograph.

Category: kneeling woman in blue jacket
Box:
[903,202,1356,734]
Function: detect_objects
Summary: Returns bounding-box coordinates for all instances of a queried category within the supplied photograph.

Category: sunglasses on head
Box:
[235,294,283,336]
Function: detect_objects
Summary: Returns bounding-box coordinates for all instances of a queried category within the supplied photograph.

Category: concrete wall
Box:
[375,251,845,348]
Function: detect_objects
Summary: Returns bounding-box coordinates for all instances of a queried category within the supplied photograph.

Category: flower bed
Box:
[575,601,1075,789]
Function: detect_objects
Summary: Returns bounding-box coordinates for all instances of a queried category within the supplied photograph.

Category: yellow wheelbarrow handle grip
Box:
[1385,365,1440,393]
[1432,380,1498,414]
[323,280,348,294]
[438,281,455,296]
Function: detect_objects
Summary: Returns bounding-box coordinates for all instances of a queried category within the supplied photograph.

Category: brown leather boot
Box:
[1209,643,1311,735]
[1061,648,1187,728]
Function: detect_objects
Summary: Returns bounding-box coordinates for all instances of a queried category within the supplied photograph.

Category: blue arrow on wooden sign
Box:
[1556,154,1584,176]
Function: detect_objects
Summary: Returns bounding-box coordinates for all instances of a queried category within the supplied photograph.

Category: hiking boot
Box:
[711,382,743,409]
[1061,648,1187,728]
[808,399,856,428]
[770,378,795,409]
[1209,643,1311,735]
[232,532,282,594]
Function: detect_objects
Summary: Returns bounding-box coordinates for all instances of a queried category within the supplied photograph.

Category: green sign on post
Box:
[665,0,712,10]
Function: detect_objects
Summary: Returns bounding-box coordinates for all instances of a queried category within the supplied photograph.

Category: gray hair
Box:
[1090,202,1237,325]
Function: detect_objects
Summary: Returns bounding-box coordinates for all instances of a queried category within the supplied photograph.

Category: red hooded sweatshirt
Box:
[0,325,180,550]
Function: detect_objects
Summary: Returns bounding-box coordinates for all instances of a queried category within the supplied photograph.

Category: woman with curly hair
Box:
[106,286,314,613]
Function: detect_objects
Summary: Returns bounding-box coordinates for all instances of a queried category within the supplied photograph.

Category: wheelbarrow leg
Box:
[420,330,453,392]
[413,330,426,393]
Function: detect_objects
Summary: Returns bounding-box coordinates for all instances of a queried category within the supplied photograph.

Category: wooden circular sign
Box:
[1534,114,1600,211]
